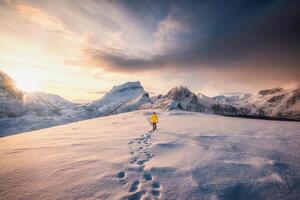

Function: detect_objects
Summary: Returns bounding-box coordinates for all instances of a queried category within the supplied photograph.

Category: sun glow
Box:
[10,71,40,92]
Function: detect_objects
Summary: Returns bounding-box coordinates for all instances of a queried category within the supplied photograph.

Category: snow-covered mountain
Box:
[0,71,80,135]
[1,69,300,136]
[24,92,78,116]
[77,81,152,118]
[152,86,206,112]
[25,92,77,108]
[0,71,25,117]
[0,71,77,118]
[217,87,300,120]
[151,85,300,120]
[0,79,153,135]
[212,93,252,105]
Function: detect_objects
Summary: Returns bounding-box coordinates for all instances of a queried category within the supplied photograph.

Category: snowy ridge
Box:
[152,85,300,120]
[24,92,77,109]
[153,86,206,112]
[78,81,152,118]
[215,87,300,120]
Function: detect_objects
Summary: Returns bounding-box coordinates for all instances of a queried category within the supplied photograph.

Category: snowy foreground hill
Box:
[1,110,300,200]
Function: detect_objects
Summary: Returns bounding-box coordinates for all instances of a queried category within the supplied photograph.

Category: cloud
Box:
[1,0,299,99]
[80,0,300,83]
[154,7,191,53]
[13,2,71,34]
[82,48,167,72]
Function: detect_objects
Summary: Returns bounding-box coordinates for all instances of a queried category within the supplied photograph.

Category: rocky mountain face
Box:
[153,86,206,112]
[0,71,25,117]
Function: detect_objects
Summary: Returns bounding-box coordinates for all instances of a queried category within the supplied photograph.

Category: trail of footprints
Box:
[116,132,162,200]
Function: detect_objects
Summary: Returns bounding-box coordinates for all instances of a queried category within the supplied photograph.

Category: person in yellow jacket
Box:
[150,112,158,131]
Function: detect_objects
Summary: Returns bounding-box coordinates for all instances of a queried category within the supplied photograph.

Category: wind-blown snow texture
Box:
[0,110,299,200]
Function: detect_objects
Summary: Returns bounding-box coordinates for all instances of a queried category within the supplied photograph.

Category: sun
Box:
[10,71,40,92]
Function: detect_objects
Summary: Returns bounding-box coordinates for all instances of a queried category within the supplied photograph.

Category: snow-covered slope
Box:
[24,92,78,116]
[197,92,214,106]
[212,93,253,105]
[25,92,77,109]
[1,110,299,200]
[77,81,152,118]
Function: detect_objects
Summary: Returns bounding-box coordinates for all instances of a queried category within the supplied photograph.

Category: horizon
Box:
[1,0,299,102]
[3,69,298,104]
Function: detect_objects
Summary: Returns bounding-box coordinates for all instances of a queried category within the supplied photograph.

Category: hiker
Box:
[150,112,158,131]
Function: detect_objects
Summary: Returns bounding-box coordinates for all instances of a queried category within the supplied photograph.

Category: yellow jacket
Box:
[150,114,158,123]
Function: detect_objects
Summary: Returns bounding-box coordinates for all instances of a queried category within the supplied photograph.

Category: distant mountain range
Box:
[0,70,299,135]
[153,86,300,120]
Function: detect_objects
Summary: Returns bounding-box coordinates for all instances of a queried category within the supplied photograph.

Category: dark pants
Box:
[152,122,157,131]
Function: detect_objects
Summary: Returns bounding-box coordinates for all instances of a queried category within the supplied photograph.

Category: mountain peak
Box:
[0,71,23,100]
[109,81,143,95]
[166,86,193,100]
[258,87,283,95]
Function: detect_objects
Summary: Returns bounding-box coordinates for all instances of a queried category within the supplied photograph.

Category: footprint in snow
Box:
[126,190,146,200]
[143,173,152,181]
[131,157,138,164]
[137,160,145,165]
[116,171,126,179]
[120,131,162,199]
[129,180,140,192]
[151,182,161,197]
[151,190,160,197]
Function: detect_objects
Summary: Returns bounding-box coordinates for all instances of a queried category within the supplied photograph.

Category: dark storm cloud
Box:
[85,48,167,72]
[86,0,300,75]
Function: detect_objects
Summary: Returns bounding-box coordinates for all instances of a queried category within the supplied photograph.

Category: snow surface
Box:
[1,110,300,200]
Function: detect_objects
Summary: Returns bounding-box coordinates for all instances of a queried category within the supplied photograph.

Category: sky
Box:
[0,0,299,102]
